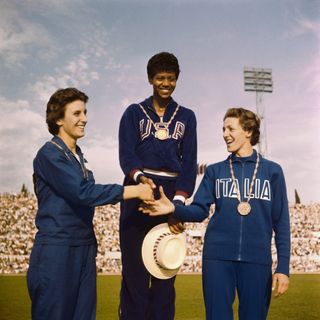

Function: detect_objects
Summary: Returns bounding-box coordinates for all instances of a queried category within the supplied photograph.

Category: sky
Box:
[0,0,319,203]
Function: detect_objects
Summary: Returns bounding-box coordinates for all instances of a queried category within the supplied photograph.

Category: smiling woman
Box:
[56,100,87,147]
[26,88,154,320]
[140,107,291,320]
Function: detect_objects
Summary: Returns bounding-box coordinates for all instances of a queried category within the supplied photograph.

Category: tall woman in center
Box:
[118,52,197,319]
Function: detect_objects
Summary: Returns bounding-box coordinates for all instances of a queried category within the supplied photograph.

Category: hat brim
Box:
[142,223,186,280]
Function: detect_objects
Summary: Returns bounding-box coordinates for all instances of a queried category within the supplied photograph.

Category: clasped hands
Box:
[139,176,184,234]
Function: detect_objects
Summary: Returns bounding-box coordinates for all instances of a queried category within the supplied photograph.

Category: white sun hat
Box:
[142,223,187,279]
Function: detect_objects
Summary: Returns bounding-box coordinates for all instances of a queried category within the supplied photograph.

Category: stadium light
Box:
[244,67,273,157]
[244,67,273,93]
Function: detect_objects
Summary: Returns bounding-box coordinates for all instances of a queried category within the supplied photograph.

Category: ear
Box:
[56,118,63,126]
[245,130,252,139]
[148,77,153,85]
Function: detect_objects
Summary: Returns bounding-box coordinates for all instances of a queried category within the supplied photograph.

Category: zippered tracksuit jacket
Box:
[172,150,291,320]
[27,136,124,320]
[118,96,197,320]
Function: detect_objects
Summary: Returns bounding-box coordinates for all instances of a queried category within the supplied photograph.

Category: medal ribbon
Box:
[138,103,180,137]
[229,152,260,210]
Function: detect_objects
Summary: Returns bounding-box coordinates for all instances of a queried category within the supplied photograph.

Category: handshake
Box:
[129,175,185,234]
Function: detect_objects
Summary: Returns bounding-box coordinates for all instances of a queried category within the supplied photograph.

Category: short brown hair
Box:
[46,88,88,135]
[224,108,260,146]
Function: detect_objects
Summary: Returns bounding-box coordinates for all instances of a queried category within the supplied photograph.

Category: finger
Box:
[138,207,150,215]
[272,275,277,292]
[142,200,155,205]
[148,178,156,189]
[139,202,153,210]
[159,185,165,197]
[175,222,184,232]
[171,224,183,234]
[169,224,179,234]
[278,281,289,296]
[139,202,149,210]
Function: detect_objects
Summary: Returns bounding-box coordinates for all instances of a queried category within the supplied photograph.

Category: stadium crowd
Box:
[0,192,319,274]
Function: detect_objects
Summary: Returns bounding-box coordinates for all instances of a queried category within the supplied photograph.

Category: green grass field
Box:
[0,274,319,319]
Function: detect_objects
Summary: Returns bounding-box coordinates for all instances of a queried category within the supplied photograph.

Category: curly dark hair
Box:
[147,52,180,80]
[46,88,88,135]
[223,107,260,146]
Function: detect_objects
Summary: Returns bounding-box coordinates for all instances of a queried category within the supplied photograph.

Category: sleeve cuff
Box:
[172,203,187,222]
[130,169,144,183]
[173,195,186,204]
[275,256,290,276]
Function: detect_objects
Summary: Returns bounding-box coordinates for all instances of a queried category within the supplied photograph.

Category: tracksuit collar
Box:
[227,149,259,163]
[51,135,81,156]
[143,96,177,115]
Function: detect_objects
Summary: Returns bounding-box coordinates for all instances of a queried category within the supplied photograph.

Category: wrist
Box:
[138,174,147,184]
[130,169,144,183]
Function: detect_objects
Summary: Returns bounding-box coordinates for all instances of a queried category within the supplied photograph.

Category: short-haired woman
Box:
[141,107,290,320]
[27,88,154,320]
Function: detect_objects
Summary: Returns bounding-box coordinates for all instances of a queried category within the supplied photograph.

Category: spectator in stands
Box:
[27,88,154,320]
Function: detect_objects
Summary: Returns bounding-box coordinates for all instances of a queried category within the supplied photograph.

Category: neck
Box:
[57,133,77,154]
[152,95,170,115]
[235,146,253,157]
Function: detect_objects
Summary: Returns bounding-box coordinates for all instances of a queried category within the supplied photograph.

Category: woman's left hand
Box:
[139,186,175,216]
[272,273,289,298]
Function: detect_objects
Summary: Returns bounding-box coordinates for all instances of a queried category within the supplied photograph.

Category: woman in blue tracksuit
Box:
[27,88,153,320]
[118,52,197,319]
[141,107,291,320]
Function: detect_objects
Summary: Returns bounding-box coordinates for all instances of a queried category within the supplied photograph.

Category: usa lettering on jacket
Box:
[139,119,185,140]
[215,178,271,201]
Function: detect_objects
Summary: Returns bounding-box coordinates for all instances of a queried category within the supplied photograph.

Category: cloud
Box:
[30,54,101,104]
[0,96,49,193]
[290,18,320,39]
[81,135,123,185]
[286,14,320,99]
[0,1,57,67]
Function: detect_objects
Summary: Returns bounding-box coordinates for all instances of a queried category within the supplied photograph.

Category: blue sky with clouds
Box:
[1,0,319,203]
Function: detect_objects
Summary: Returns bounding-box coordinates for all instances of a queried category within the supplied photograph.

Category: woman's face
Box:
[149,71,177,100]
[56,100,87,141]
[223,117,252,156]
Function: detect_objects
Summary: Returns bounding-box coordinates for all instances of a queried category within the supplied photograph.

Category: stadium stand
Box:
[0,193,319,274]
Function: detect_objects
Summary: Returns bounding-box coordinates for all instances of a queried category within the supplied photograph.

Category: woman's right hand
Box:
[139,175,156,189]
[137,183,154,201]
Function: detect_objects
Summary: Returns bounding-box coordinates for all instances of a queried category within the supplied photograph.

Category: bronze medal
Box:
[229,153,260,217]
[237,202,251,216]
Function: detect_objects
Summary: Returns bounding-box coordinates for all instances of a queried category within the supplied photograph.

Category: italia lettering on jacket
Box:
[215,178,271,201]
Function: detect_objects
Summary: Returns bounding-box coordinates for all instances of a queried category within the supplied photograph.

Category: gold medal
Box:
[237,202,251,216]
[155,128,169,140]
[138,103,180,141]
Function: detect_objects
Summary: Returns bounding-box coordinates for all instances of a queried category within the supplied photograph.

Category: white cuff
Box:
[173,195,186,203]
[133,170,144,183]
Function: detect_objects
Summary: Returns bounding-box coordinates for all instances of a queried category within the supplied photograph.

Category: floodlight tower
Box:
[244,67,273,157]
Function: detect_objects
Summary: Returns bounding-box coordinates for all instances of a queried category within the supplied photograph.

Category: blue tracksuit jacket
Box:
[119,96,197,197]
[173,150,291,275]
[33,135,124,245]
